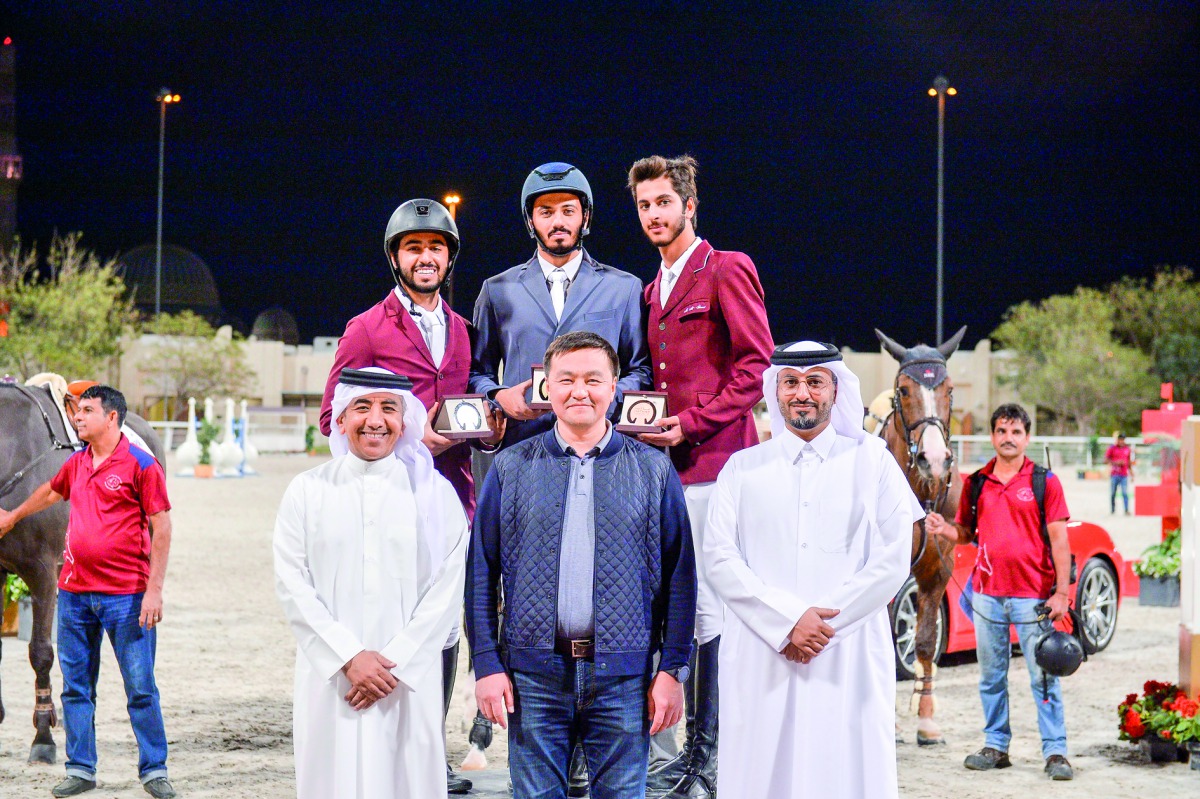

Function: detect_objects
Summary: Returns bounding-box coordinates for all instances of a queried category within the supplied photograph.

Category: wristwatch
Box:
[663,665,691,683]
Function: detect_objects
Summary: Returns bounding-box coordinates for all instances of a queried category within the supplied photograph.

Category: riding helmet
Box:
[520,162,593,238]
[383,199,461,275]
[1034,629,1085,677]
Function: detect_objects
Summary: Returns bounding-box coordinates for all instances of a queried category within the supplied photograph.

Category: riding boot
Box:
[441,643,472,795]
[646,644,699,792]
[567,744,589,797]
[665,636,719,799]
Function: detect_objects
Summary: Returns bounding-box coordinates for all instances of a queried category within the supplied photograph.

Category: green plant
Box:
[1133,528,1181,579]
[4,573,30,604]
[1168,705,1200,743]
[305,424,316,452]
[1120,679,1200,744]
[0,233,137,379]
[138,311,256,421]
[196,418,221,466]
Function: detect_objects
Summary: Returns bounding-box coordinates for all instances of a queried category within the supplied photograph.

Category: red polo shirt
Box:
[1106,444,1133,477]
[955,457,1070,598]
[50,436,171,594]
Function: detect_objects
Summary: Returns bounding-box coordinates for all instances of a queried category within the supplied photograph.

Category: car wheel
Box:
[890,576,948,680]
[1075,557,1119,652]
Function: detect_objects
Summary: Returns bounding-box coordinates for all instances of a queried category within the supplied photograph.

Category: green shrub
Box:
[196,418,221,465]
[4,574,30,604]
[1133,528,1181,579]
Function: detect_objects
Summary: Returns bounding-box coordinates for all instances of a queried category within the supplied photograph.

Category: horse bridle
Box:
[890,357,956,567]
[0,383,80,500]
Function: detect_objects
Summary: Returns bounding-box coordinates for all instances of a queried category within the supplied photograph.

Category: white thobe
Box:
[702,424,921,799]
[273,453,468,799]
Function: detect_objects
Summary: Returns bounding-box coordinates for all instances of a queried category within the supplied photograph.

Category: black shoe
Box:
[447,763,472,794]
[143,778,177,799]
[1045,754,1073,780]
[51,777,96,798]
[964,747,1011,771]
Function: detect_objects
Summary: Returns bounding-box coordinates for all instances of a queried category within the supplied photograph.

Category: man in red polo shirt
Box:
[1105,433,1135,515]
[925,403,1074,782]
[0,385,175,799]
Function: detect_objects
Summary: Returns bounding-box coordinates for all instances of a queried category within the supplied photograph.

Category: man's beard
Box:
[396,264,447,296]
[644,213,687,247]
[781,398,833,431]
[536,226,582,257]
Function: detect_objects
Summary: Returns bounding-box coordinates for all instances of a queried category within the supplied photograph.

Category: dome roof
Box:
[118,244,221,315]
[251,306,300,345]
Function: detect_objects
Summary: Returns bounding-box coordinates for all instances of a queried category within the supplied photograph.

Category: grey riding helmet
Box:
[520,162,593,238]
[383,199,461,275]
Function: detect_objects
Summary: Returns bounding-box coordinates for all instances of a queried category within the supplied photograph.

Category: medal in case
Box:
[616,391,669,434]
[529,364,552,410]
[433,394,492,439]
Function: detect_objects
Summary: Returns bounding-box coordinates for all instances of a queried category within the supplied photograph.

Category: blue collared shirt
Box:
[553,421,613,638]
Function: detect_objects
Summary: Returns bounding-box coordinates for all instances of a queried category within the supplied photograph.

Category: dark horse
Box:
[874,327,966,746]
[0,381,162,763]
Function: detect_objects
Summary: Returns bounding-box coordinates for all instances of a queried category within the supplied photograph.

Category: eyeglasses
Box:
[779,375,834,393]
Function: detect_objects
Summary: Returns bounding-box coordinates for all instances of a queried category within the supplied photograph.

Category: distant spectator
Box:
[1105,433,1135,515]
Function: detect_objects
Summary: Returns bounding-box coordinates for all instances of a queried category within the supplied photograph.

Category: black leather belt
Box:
[555,637,594,659]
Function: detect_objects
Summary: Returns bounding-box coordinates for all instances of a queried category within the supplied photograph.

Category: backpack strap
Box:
[969,463,1051,549]
[1031,464,1050,549]
[966,467,987,540]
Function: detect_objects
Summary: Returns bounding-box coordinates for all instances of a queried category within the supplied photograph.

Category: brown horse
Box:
[874,327,966,746]
[0,381,162,763]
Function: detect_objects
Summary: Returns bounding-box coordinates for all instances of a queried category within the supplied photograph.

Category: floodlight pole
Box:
[929,75,955,345]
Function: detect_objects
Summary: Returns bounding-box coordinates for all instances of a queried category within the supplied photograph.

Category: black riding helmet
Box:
[1033,625,1085,702]
[1035,629,1085,677]
[383,199,461,283]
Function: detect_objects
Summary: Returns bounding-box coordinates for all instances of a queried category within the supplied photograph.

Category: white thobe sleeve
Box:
[703,462,811,652]
[816,451,917,650]
[380,491,469,692]
[273,478,366,682]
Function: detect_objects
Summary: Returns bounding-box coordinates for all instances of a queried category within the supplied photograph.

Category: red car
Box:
[890,520,1139,680]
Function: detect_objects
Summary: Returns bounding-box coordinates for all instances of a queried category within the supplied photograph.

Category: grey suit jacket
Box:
[470,249,651,447]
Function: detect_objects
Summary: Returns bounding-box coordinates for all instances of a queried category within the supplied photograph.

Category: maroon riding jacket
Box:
[320,290,476,519]
[643,240,774,485]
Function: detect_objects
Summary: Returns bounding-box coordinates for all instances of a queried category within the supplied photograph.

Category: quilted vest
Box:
[492,430,672,674]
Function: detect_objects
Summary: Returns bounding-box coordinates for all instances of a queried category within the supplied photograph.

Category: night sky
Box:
[4,2,1198,351]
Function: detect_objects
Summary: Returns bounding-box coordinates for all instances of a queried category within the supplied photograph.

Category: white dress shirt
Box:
[659,236,703,307]
[395,287,447,365]
[538,251,584,321]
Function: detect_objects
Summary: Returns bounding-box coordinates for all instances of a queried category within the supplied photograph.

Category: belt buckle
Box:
[572,638,593,658]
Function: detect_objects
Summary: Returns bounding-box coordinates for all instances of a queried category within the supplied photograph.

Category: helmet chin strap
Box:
[389,253,449,302]
[533,211,589,257]
[536,238,584,257]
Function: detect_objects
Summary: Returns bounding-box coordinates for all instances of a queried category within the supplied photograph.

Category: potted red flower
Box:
[1158,692,1200,770]
[1118,680,1192,763]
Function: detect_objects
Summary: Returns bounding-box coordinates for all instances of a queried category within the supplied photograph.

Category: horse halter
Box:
[0,383,80,499]
[891,360,956,569]
[891,357,955,511]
